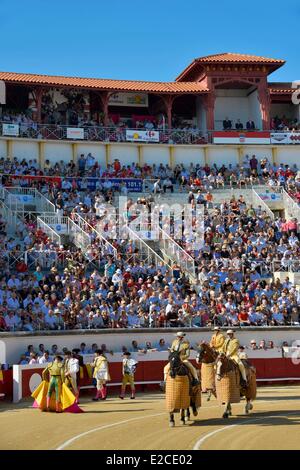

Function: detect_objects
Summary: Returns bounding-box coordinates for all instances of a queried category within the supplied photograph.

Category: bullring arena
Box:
[2,35,300,452]
[2,379,300,450]
[2,329,300,450]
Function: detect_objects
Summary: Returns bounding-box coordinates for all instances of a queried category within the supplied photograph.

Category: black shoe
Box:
[92,398,99,401]
[130,396,135,399]
[119,395,124,399]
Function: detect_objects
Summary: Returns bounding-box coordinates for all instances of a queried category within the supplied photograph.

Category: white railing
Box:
[36,217,62,245]
[34,189,56,213]
[67,217,91,251]
[272,258,300,272]
[158,227,196,279]
[72,213,117,257]
[2,187,25,216]
[126,226,170,269]
[282,189,300,224]
[0,199,17,233]
[3,186,56,214]
[251,189,275,220]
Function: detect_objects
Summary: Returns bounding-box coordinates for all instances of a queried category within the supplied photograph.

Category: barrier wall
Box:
[2,327,300,365]
[1,136,300,168]
[6,352,300,403]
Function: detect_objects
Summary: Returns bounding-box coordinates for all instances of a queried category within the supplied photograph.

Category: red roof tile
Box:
[0,71,209,94]
[195,53,285,64]
[268,82,294,94]
[176,53,285,81]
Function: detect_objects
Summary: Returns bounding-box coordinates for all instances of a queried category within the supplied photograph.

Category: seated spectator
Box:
[246,120,255,130]
[235,119,243,130]
[249,340,258,350]
[223,117,232,130]
[258,340,267,350]
[163,178,174,193]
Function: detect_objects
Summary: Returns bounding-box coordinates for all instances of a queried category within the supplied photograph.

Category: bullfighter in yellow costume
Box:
[31,355,83,413]
[210,326,226,352]
[222,330,247,386]
[164,332,199,384]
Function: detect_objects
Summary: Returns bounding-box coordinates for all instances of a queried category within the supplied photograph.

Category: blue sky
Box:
[1,0,299,83]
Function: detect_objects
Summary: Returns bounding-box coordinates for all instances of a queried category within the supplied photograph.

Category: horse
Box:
[165,351,201,427]
[215,353,257,418]
[196,342,218,401]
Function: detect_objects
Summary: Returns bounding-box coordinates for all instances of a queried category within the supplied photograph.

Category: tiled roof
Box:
[269,82,294,93]
[176,53,285,81]
[0,71,209,94]
[194,53,285,64]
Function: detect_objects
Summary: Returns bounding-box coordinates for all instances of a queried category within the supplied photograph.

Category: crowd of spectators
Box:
[222,117,256,130]
[11,336,290,368]
[1,152,300,331]
[271,116,300,132]
[0,109,204,144]
[1,153,300,193]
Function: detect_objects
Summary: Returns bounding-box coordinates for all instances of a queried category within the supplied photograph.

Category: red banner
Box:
[3,174,62,187]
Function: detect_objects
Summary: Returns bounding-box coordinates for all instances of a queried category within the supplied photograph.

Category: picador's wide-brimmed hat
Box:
[226,329,234,334]
[175,331,186,337]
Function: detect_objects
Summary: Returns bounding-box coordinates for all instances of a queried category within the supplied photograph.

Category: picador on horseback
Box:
[222,329,248,388]
[164,332,199,386]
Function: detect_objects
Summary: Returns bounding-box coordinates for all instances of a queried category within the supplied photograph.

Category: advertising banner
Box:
[2,123,19,136]
[126,130,159,142]
[66,127,84,140]
[213,131,270,144]
[271,132,300,144]
[258,192,282,202]
[109,92,148,107]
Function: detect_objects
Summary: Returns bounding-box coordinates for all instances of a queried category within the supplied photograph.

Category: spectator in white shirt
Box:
[38,351,51,364]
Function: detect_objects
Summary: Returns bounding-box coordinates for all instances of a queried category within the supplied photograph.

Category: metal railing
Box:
[251,189,275,220]
[0,122,208,144]
[0,199,17,233]
[158,227,196,279]
[36,217,62,245]
[126,226,171,270]
[2,187,25,216]
[72,213,117,257]
[3,121,300,145]
[34,189,56,213]
[3,186,56,214]
[282,189,300,224]
[272,259,300,273]
[67,217,91,251]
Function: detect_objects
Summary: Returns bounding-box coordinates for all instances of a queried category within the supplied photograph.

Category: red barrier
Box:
[9,357,300,402]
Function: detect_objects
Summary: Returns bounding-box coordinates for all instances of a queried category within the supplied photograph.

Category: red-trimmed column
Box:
[160,95,176,129]
[203,93,215,131]
[36,89,43,123]
[30,87,44,122]
[99,91,110,126]
[258,84,271,131]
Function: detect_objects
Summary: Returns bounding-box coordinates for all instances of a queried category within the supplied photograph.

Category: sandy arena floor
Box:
[1,386,300,450]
